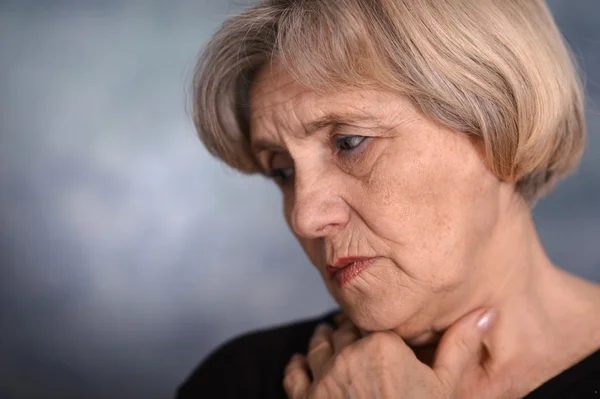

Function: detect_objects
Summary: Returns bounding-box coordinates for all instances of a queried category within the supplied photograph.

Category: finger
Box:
[307,323,334,379]
[283,354,310,399]
[433,308,497,388]
[332,319,361,353]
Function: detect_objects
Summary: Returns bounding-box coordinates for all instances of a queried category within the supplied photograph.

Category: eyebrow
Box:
[303,111,379,136]
[250,111,379,155]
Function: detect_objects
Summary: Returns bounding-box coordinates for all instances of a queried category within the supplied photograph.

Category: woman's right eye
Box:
[268,167,295,185]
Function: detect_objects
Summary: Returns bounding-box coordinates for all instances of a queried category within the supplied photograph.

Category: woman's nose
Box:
[289,172,350,239]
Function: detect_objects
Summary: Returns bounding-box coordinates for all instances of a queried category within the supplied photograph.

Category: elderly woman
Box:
[177,0,600,398]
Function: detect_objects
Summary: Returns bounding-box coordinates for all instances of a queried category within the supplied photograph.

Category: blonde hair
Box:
[192,0,585,203]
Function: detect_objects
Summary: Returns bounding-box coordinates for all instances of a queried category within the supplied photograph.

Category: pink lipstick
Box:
[326,257,377,288]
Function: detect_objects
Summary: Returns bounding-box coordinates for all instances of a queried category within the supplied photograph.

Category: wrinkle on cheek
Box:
[345,229,355,258]
[364,146,392,188]
[337,138,387,186]
[361,233,388,259]
[366,155,415,220]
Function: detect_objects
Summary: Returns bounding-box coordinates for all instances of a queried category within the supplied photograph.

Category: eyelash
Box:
[268,135,367,185]
[334,135,367,153]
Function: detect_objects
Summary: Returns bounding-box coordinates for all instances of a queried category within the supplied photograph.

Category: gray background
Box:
[0,1,598,398]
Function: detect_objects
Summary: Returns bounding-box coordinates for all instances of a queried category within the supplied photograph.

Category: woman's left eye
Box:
[334,135,367,152]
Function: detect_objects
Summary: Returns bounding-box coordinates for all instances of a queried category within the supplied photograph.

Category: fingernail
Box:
[285,354,302,374]
[315,323,332,333]
[290,353,303,362]
[477,309,497,332]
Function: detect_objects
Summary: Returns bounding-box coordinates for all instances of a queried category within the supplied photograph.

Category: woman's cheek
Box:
[335,138,390,182]
[363,173,463,282]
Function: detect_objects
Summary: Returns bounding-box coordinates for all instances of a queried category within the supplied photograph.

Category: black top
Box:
[176,310,600,398]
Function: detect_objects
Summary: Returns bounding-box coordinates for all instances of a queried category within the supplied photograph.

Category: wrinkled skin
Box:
[249,61,512,339]
[283,309,513,399]
[248,62,600,398]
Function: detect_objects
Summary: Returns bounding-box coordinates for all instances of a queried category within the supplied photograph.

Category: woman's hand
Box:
[283,309,512,399]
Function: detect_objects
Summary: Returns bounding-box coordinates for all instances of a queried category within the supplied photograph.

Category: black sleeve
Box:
[176,310,339,399]
[176,334,266,399]
[524,348,600,398]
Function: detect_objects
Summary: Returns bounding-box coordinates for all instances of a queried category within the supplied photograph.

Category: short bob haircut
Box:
[192,0,585,203]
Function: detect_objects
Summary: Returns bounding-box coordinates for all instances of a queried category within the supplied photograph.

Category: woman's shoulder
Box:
[176,309,339,399]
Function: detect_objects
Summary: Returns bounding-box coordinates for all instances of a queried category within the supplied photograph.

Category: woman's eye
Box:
[335,135,366,152]
[268,167,294,185]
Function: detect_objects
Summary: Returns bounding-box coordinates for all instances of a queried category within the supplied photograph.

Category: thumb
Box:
[432,308,497,387]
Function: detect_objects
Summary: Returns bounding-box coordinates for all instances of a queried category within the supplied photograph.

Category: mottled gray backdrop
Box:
[0,1,598,398]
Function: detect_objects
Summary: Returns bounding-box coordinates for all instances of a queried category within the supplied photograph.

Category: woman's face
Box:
[249,63,512,341]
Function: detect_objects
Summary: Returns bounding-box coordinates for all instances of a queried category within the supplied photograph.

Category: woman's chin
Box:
[338,301,438,345]
[340,305,405,332]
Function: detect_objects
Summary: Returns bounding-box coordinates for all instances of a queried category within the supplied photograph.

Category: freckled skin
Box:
[249,61,515,342]
[250,62,600,396]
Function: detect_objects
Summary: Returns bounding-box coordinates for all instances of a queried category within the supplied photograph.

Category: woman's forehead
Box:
[249,62,323,124]
[249,63,417,141]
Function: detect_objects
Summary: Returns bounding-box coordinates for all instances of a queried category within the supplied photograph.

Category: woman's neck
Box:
[475,205,600,396]
[413,197,600,396]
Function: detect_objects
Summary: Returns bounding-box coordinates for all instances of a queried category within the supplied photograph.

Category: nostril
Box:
[290,190,350,239]
[316,224,334,234]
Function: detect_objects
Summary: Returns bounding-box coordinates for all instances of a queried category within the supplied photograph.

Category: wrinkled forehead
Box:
[248,62,413,142]
[248,62,323,132]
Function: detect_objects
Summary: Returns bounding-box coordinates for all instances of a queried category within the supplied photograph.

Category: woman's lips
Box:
[326,257,378,288]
